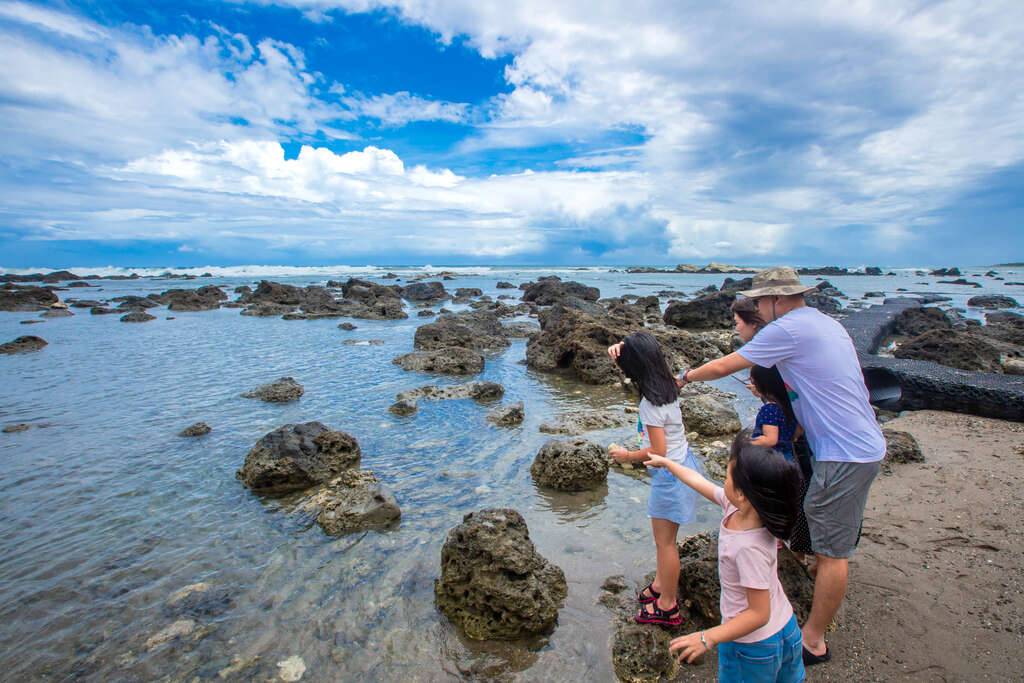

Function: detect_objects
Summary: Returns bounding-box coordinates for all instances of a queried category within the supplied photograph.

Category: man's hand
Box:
[607,341,624,359]
[669,631,711,664]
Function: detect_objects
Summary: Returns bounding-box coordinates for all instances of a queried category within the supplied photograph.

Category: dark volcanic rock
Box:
[236,422,361,493]
[434,509,567,640]
[2,423,31,433]
[397,381,504,403]
[526,304,629,382]
[338,322,357,330]
[495,281,515,289]
[0,335,47,354]
[392,348,485,375]
[663,290,735,329]
[487,402,525,427]
[967,295,1019,309]
[115,295,160,310]
[90,307,119,315]
[299,469,401,536]
[340,278,402,304]
[892,307,951,337]
[681,394,741,436]
[539,410,631,435]
[120,311,157,323]
[240,302,297,317]
[40,309,73,318]
[521,276,600,305]
[930,267,961,277]
[937,278,981,287]
[612,625,678,682]
[241,377,304,403]
[414,316,510,351]
[455,287,482,298]
[388,399,418,416]
[530,438,609,491]
[0,286,59,311]
[894,329,1001,373]
[179,422,212,437]
[159,285,227,311]
[67,281,92,287]
[402,281,448,302]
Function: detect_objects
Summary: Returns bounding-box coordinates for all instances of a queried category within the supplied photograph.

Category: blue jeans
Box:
[717,614,805,683]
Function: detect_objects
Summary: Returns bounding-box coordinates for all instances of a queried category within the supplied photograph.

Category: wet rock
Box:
[417,309,435,317]
[893,307,951,337]
[388,399,418,416]
[894,329,1001,373]
[680,395,741,436]
[531,438,609,491]
[299,469,401,536]
[663,290,735,329]
[526,304,630,382]
[397,381,505,403]
[165,582,232,619]
[145,619,197,650]
[521,275,600,305]
[158,285,227,311]
[929,267,961,277]
[455,287,482,298]
[496,281,516,289]
[3,423,31,433]
[234,285,252,295]
[19,320,44,325]
[414,317,510,351]
[393,348,485,375]
[340,278,403,304]
[0,285,59,311]
[538,410,631,435]
[179,422,211,437]
[864,266,883,275]
[240,302,297,317]
[611,624,678,682]
[90,307,119,315]
[402,281,449,302]
[241,377,304,403]
[487,402,525,427]
[69,299,102,308]
[338,322,357,330]
[882,429,924,469]
[237,422,361,493]
[937,278,981,287]
[434,508,567,639]
[0,335,47,354]
[277,655,306,682]
[120,311,156,323]
[804,289,842,315]
[864,291,884,298]
[40,308,73,318]
[967,295,1020,309]
[114,295,160,311]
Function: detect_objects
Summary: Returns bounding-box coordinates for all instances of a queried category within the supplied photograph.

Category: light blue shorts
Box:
[646,449,700,526]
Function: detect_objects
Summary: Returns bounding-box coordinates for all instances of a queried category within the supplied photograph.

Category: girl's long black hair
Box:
[728,431,803,539]
[749,364,796,425]
[615,331,679,406]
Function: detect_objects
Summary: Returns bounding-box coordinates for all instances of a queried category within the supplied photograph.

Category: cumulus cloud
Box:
[342,91,471,126]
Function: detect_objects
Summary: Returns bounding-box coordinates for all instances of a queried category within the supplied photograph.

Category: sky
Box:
[1,0,1023,268]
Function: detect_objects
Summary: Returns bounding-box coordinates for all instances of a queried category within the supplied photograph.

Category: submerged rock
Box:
[487,402,525,427]
[2,423,31,433]
[538,410,631,435]
[241,376,304,403]
[434,508,567,640]
[397,381,505,403]
[680,394,741,436]
[237,422,361,494]
[0,335,47,354]
[393,348,485,375]
[179,422,212,437]
[299,469,401,536]
[388,399,418,417]
[120,311,157,323]
[530,438,609,491]
[40,308,74,318]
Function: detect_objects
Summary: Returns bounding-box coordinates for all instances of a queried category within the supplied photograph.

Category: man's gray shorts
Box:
[804,459,881,559]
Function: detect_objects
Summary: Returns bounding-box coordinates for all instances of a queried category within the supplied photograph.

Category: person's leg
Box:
[802,555,846,655]
[644,517,679,614]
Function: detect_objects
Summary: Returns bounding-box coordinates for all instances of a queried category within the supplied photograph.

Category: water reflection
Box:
[533,482,610,522]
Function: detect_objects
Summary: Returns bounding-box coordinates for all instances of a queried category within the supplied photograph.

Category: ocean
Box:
[1,265,1020,681]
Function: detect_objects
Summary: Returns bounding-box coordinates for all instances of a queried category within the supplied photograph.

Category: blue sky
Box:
[1,0,1023,268]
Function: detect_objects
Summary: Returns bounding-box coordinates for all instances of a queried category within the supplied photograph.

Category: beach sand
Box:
[805,410,1024,682]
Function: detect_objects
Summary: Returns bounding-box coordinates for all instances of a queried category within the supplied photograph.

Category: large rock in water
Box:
[894,329,1002,373]
[413,317,510,351]
[663,290,735,330]
[893,307,951,337]
[392,348,484,375]
[0,335,47,354]
[158,285,227,311]
[526,304,630,383]
[681,394,741,436]
[967,295,1019,309]
[402,281,448,302]
[434,509,567,639]
[237,422,361,493]
[521,275,599,305]
[530,439,609,491]
[298,470,401,536]
[241,377,304,403]
[0,286,59,311]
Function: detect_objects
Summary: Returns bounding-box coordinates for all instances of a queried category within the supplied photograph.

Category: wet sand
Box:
[808,410,1024,682]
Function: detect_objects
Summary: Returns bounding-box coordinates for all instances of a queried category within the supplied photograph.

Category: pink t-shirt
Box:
[714,486,794,644]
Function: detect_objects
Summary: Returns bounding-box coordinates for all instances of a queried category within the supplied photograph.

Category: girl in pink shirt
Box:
[644,434,806,682]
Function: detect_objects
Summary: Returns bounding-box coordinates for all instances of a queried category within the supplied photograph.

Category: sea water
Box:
[0,265,1020,681]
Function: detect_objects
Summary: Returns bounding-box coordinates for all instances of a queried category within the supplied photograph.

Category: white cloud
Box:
[342,91,470,126]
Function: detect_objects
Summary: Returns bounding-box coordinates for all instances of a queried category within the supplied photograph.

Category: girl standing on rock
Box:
[608,331,702,627]
[645,434,806,683]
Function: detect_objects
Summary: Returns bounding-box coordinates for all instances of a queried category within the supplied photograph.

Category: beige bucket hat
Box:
[738,266,816,297]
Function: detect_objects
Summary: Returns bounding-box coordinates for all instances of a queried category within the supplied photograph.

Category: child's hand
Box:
[746,383,761,399]
[643,453,668,468]
[608,444,629,462]
[607,341,624,359]
[669,631,711,664]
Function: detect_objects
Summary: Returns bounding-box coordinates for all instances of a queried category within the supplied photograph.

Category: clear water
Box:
[0,266,1019,681]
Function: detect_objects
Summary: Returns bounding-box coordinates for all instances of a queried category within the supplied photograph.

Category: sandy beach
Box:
[804,410,1024,682]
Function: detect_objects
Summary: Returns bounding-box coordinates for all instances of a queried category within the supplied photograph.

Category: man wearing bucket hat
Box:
[677,266,884,666]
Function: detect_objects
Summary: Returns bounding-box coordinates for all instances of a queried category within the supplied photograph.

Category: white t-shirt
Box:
[639,396,689,464]
[736,306,885,463]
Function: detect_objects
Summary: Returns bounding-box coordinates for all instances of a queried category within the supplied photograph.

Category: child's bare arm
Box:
[750,424,779,447]
[643,454,718,503]
[669,588,770,663]
[609,425,667,463]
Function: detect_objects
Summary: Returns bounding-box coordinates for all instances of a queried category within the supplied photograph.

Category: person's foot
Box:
[802,637,828,661]
[637,583,661,604]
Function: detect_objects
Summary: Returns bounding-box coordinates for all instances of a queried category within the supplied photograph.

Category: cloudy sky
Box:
[2,0,1022,267]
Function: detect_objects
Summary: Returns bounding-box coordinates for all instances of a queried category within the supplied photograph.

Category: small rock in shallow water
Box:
[389,399,418,417]
[337,322,357,330]
[120,311,156,323]
[241,376,304,403]
[531,438,609,491]
[2,423,31,433]
[179,422,211,437]
[0,335,47,354]
[145,619,196,650]
[487,402,524,427]
[612,624,678,682]
[277,655,306,682]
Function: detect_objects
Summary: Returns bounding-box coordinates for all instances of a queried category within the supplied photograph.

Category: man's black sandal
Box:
[802,644,831,666]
